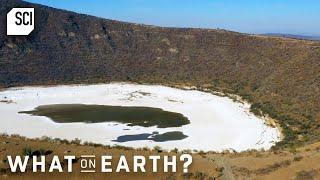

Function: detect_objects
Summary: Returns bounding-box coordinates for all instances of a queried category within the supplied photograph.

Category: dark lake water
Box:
[19,104,190,128]
[112,131,188,142]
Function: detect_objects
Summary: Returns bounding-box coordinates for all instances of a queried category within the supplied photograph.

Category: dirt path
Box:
[209,155,235,180]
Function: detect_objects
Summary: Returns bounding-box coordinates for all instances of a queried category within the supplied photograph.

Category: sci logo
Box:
[7,8,34,35]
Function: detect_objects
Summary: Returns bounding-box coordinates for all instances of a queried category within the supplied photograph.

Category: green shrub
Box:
[22,147,32,156]
[39,148,46,155]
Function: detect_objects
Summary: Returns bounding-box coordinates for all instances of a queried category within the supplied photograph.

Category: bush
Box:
[71,138,81,145]
[0,168,7,174]
[22,147,33,156]
[293,156,303,162]
[295,170,316,180]
[39,148,46,155]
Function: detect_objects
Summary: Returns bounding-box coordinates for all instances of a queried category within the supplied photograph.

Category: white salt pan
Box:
[0,83,281,152]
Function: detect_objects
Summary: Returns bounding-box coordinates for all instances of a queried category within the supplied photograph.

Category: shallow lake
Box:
[20,104,190,128]
[0,83,281,151]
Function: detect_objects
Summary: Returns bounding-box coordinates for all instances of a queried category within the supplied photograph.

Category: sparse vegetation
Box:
[1,134,320,179]
[293,156,303,162]
[253,160,292,175]
[0,168,7,174]
[295,170,317,180]
[22,147,33,156]
[70,138,81,145]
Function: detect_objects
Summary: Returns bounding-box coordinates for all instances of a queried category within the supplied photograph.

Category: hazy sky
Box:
[26,0,320,36]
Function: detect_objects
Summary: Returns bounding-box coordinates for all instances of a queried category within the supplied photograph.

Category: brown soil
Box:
[0,135,319,180]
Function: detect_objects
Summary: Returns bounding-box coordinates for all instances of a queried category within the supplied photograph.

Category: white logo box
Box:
[7,8,34,35]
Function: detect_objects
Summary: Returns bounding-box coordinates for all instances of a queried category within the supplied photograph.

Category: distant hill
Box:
[262,33,320,41]
[0,0,320,147]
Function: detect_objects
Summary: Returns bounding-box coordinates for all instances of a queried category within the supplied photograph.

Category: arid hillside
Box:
[0,134,320,179]
[0,0,319,147]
